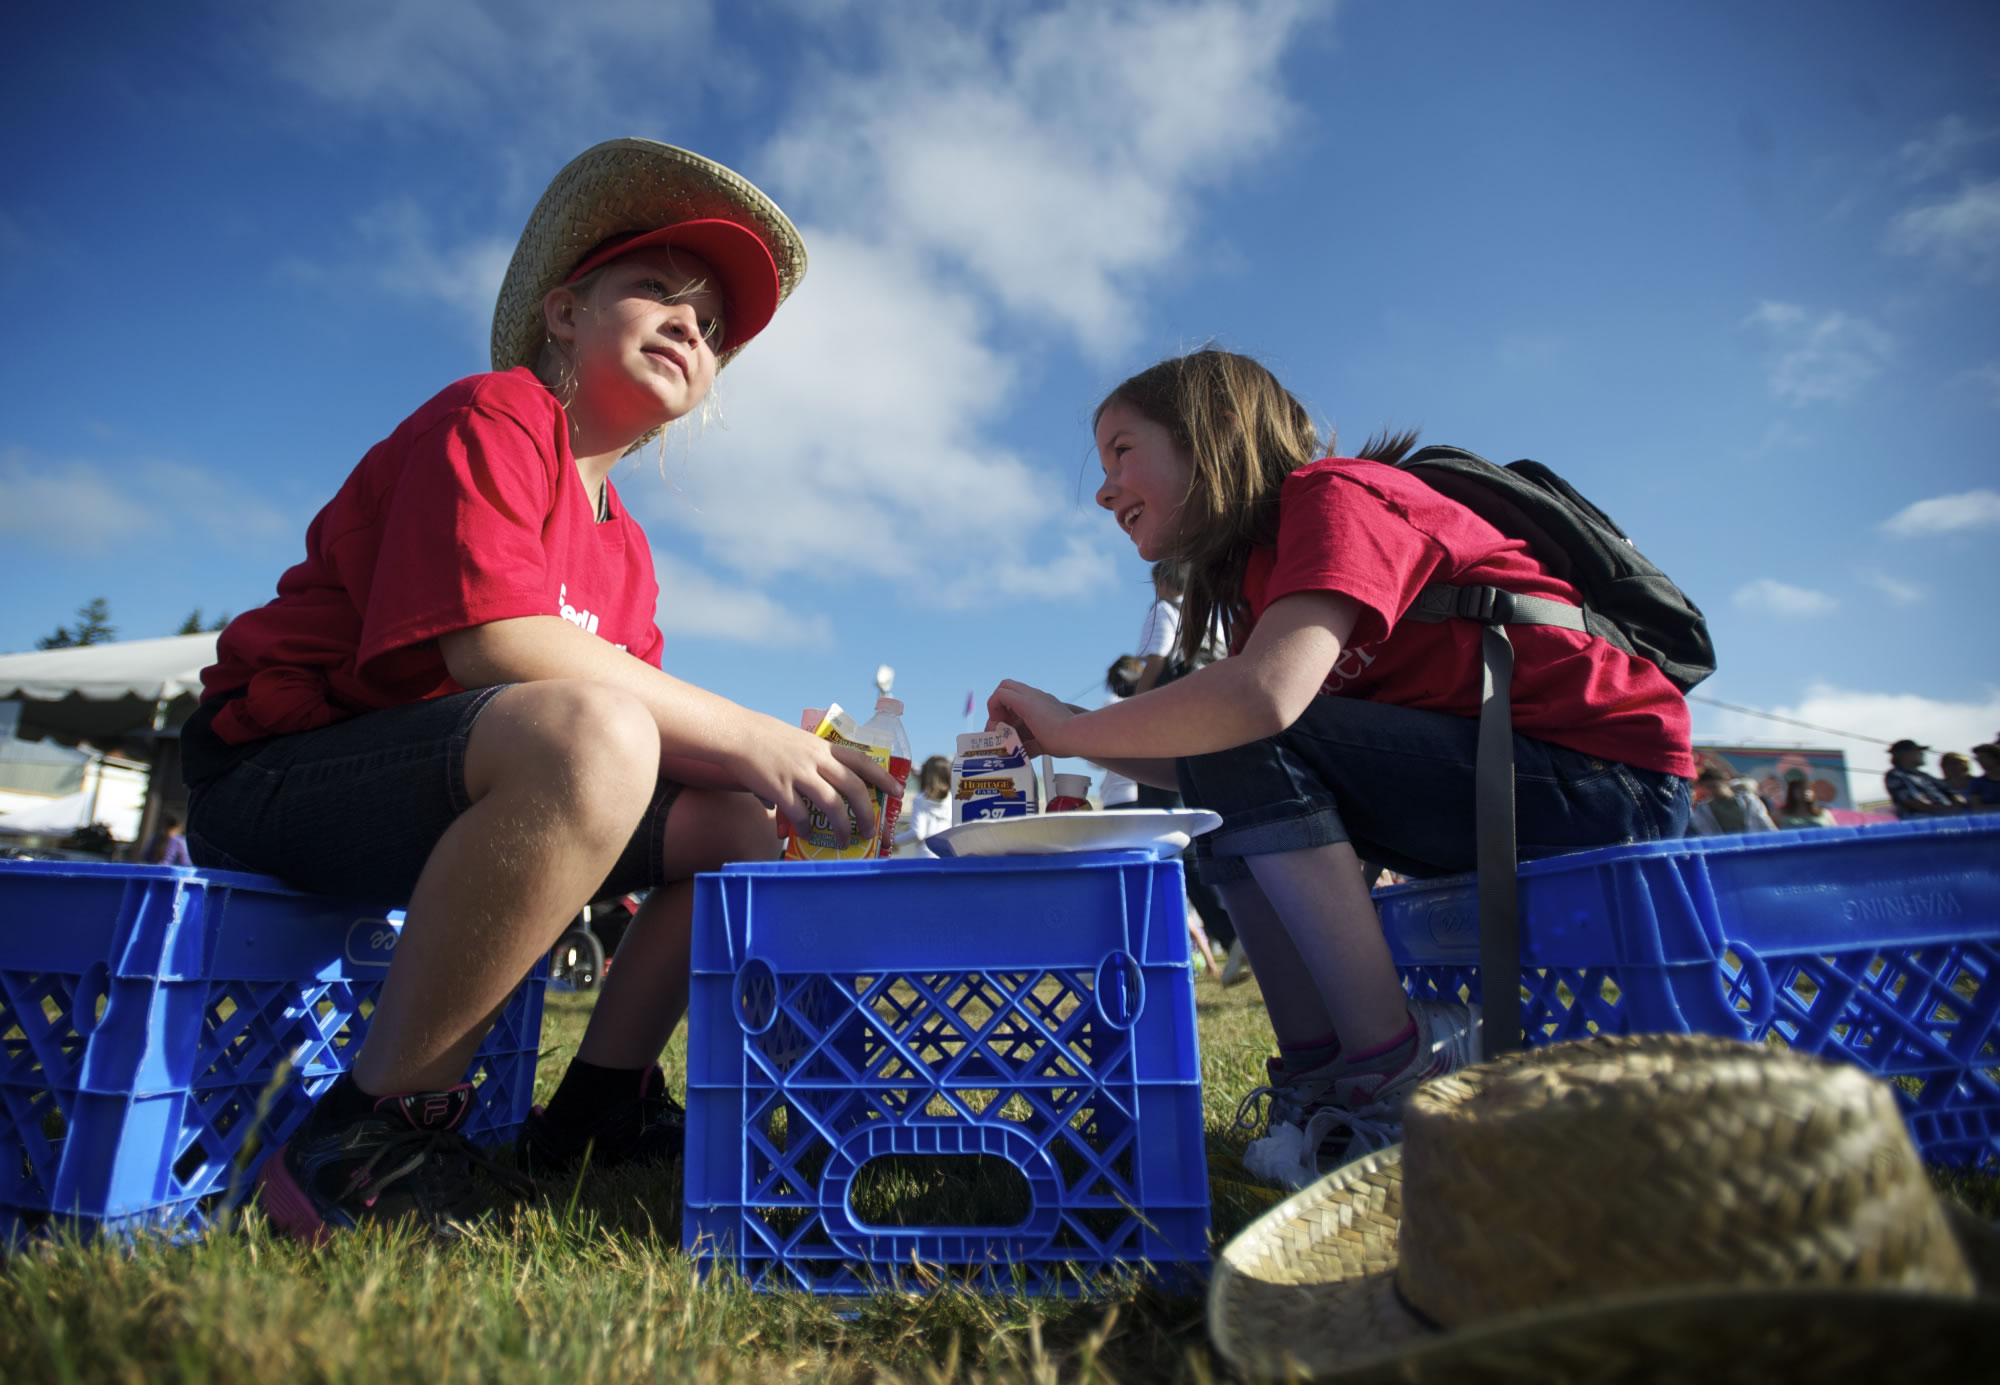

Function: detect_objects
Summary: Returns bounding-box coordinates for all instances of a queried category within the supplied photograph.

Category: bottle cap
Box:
[875,697,903,715]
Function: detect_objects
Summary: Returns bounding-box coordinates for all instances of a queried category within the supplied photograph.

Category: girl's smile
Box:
[1095,400,1193,560]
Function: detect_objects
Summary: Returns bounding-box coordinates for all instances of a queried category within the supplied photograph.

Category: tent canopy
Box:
[0,633,218,747]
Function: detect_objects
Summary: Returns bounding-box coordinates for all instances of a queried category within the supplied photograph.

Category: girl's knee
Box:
[663,788,778,876]
[469,681,659,809]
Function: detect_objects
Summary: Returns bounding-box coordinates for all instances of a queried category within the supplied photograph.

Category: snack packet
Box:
[781,703,894,861]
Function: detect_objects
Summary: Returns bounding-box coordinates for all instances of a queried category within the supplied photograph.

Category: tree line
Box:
[34,598,229,649]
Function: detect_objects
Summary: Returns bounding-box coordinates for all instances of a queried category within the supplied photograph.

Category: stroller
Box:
[548,891,643,990]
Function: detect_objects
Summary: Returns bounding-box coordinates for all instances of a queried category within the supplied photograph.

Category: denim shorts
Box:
[1176,695,1690,886]
[183,686,682,901]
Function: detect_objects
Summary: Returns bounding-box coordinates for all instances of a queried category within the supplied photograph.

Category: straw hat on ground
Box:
[1208,1033,1997,1382]
[490,137,806,374]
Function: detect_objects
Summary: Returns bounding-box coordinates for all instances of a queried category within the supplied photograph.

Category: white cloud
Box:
[650,551,832,649]
[1862,572,1924,606]
[1881,488,2000,537]
[1731,578,1837,618]
[1692,682,2000,804]
[0,450,156,551]
[1744,301,1893,406]
[629,2,1325,611]
[764,0,1323,353]
[1896,116,2000,182]
[259,0,727,152]
[0,447,291,555]
[1956,360,2000,406]
[1887,179,2000,282]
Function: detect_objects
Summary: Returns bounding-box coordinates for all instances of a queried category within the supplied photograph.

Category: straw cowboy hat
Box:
[1208,1033,1997,1383]
[490,137,806,374]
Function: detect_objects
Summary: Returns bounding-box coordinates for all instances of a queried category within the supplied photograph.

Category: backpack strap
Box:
[1407,583,1586,1056]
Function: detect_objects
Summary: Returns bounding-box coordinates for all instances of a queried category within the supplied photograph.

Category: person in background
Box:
[142,812,193,866]
[1969,744,2000,812]
[1938,752,1978,801]
[1097,656,1145,808]
[1883,739,1963,818]
[1772,769,1834,829]
[1133,561,1187,696]
[1688,764,1777,835]
[892,755,954,856]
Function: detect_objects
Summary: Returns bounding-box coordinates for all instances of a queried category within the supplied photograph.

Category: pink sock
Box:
[1345,1019,1417,1065]
[1278,1029,1342,1072]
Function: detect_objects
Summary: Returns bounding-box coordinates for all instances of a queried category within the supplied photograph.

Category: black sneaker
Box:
[516,1064,686,1177]
[255,1084,532,1243]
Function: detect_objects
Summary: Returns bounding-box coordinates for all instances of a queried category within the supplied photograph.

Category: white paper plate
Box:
[927,808,1222,859]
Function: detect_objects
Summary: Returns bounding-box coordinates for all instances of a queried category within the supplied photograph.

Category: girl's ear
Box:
[542,286,579,345]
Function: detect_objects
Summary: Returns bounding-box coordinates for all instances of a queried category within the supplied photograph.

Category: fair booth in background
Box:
[0,633,217,854]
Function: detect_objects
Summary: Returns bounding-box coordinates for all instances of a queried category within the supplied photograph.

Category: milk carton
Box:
[950,727,1039,825]
[781,703,897,861]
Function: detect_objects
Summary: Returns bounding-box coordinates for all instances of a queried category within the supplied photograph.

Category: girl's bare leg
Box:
[1244,841,1411,1055]
[576,788,778,1067]
[1213,876,1337,1048]
[353,681,660,1095]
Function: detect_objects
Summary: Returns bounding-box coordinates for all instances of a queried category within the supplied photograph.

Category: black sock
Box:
[315,1072,382,1127]
[545,1058,653,1127]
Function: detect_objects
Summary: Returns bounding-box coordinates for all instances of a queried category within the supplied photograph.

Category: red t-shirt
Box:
[203,368,665,744]
[1240,458,1696,778]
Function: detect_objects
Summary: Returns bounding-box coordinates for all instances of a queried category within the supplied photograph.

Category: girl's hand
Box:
[985,680,1081,758]
[726,719,903,847]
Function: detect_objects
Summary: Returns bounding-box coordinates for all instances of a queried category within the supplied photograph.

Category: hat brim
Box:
[490,138,805,374]
[1208,1148,1998,1382]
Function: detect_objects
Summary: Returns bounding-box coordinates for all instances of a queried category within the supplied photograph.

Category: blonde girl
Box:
[183,140,899,1239]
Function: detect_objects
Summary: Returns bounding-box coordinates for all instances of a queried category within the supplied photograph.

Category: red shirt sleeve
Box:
[341,400,563,670]
[1260,465,1449,649]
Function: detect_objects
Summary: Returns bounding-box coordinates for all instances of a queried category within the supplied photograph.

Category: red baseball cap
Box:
[564,218,782,353]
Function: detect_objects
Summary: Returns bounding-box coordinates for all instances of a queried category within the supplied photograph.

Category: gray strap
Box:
[1476,624,1523,1056]
[1409,583,1587,631]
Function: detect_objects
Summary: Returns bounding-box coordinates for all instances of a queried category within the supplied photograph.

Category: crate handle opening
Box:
[1712,940,1776,1037]
[1093,951,1144,1030]
[844,1152,1034,1230]
[733,958,779,1036]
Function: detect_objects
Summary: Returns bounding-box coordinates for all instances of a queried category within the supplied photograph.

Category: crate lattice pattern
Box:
[728,963,1152,1293]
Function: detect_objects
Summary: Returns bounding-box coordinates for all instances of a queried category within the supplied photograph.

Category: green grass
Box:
[0,974,1280,1385]
[2,971,1991,1384]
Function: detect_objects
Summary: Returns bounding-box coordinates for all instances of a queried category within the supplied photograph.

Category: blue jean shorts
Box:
[183,686,682,901]
[1176,695,1690,886]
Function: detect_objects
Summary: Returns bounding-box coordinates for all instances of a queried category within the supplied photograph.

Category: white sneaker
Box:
[1236,999,1481,1190]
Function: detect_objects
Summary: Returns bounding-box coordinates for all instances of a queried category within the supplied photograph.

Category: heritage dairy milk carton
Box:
[950,727,1039,825]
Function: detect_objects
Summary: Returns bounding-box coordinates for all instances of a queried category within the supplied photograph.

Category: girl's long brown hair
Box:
[1096,349,1417,668]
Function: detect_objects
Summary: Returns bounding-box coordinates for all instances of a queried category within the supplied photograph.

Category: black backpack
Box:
[1391,445,1712,1053]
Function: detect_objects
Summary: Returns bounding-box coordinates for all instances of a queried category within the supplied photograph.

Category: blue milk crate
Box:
[684,850,1209,1294]
[0,860,546,1239]
[1375,816,2000,1165]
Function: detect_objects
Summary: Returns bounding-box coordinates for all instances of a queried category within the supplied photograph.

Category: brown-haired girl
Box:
[987,349,1693,1188]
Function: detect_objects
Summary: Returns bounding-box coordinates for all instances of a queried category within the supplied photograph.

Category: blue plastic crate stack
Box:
[0,860,546,1240]
[1378,815,2000,1165]
[684,851,1211,1294]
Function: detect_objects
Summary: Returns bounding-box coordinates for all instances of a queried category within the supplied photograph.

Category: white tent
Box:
[0,633,218,704]
[0,633,220,849]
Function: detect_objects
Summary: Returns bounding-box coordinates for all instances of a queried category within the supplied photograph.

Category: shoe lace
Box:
[1298,1101,1401,1170]
[344,1124,534,1215]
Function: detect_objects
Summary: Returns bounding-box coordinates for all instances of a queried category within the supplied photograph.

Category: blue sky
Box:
[2,0,1995,803]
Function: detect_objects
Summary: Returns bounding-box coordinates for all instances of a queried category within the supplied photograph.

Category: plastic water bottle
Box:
[858,697,913,857]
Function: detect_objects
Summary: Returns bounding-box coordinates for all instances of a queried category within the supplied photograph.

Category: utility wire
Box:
[1686,693,1894,747]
